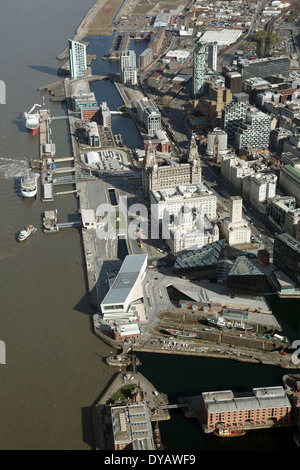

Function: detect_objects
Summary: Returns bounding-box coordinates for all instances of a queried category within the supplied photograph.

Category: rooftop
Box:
[275,233,300,254]
[111,402,154,449]
[101,254,147,306]
[152,183,213,202]
[203,386,290,413]
[199,29,242,46]
[174,239,224,270]
[228,256,265,277]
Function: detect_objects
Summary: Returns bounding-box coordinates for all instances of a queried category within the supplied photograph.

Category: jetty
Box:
[43,210,81,232]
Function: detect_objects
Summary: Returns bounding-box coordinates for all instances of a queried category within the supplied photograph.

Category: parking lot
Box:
[82,148,131,172]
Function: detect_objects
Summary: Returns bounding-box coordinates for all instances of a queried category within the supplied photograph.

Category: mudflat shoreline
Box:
[57,0,112,60]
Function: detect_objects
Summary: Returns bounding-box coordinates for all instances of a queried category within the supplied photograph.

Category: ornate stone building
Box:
[142,134,202,198]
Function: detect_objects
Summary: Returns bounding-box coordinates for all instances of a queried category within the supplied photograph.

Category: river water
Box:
[0,0,299,451]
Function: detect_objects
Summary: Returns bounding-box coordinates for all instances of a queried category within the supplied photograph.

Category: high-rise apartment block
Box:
[208,42,218,71]
[120,49,136,69]
[100,102,111,127]
[193,41,206,98]
[68,40,88,79]
[234,110,271,150]
[222,93,248,143]
[120,50,137,85]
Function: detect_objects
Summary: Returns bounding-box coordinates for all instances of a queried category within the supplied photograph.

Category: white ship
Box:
[208,314,252,331]
[24,103,41,135]
[18,225,37,243]
[21,172,39,198]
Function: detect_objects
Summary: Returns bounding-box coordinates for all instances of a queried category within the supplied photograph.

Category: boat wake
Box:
[0,158,30,180]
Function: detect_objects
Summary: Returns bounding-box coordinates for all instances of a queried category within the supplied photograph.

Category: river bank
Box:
[57,0,124,61]
[93,317,300,370]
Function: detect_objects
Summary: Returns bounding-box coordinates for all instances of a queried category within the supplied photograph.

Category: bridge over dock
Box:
[159,404,188,410]
[52,173,98,185]
[56,220,82,230]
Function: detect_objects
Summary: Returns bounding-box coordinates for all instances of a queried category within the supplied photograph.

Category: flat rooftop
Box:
[101,254,147,306]
[152,183,214,202]
[275,232,300,254]
[200,29,242,46]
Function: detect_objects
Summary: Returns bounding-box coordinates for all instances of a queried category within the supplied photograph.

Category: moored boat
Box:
[154,421,162,449]
[21,171,39,198]
[18,225,37,243]
[214,428,246,438]
[165,329,197,338]
[24,103,41,135]
[208,315,252,332]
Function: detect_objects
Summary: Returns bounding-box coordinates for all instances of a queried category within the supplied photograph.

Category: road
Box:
[200,155,276,254]
[217,0,271,71]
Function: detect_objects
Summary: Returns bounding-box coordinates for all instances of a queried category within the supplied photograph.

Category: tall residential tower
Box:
[120,50,137,85]
[68,40,88,79]
[208,42,218,71]
[193,42,206,98]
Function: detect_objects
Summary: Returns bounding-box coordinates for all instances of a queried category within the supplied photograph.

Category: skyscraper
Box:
[193,42,206,98]
[222,93,248,143]
[120,50,137,85]
[68,40,88,79]
[208,42,218,71]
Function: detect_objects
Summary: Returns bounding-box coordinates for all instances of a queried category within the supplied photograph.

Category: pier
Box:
[38,105,99,201]
[43,210,81,232]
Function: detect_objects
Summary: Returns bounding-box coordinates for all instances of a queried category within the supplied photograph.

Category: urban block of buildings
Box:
[201,386,291,432]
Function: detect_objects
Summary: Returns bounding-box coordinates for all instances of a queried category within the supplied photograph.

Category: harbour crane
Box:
[25,103,41,116]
